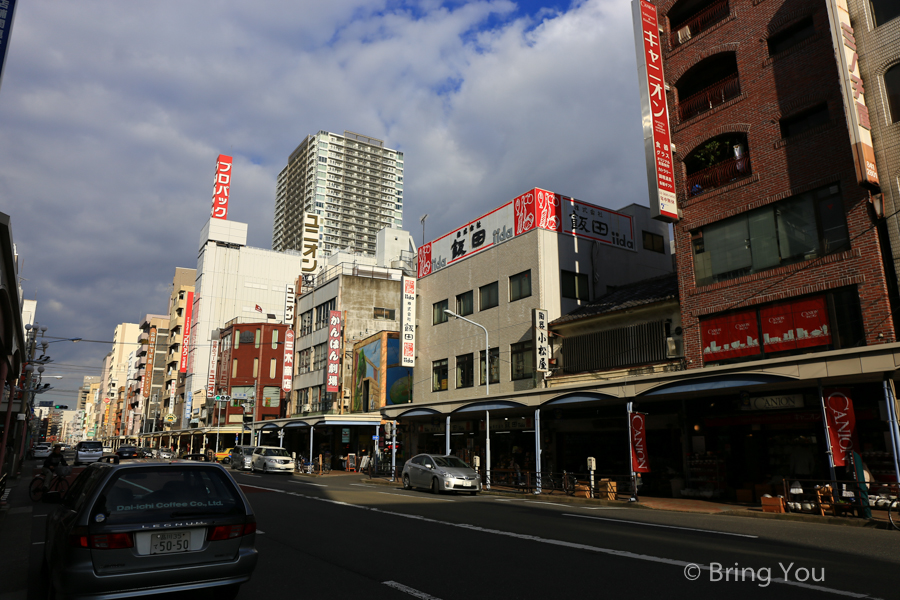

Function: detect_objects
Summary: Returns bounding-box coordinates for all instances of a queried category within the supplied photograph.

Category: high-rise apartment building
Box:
[273,130,405,256]
[164,267,196,431]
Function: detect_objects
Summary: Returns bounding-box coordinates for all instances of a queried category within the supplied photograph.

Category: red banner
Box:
[179,291,194,373]
[282,329,294,393]
[630,412,650,473]
[700,309,759,361]
[761,295,831,353]
[326,311,342,393]
[823,388,857,467]
[210,154,232,220]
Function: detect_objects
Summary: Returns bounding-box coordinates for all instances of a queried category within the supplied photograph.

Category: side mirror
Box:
[425,463,434,469]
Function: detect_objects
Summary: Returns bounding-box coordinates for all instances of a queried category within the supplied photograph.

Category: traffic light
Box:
[215,395,222,402]
[53,404,68,410]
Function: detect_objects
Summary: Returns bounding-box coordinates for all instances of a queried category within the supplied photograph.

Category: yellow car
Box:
[214,448,233,463]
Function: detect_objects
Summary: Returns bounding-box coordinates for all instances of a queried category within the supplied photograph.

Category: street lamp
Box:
[443,310,489,397]
[420,214,428,247]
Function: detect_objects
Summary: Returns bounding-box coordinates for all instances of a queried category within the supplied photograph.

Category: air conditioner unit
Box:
[677,26,691,44]
[341,399,350,408]
[302,404,311,412]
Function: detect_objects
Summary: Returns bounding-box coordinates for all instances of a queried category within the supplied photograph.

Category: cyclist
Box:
[42,444,68,490]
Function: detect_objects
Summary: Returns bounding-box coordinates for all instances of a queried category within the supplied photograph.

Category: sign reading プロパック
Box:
[210,154,232,220]
[533,309,550,373]
[417,188,635,278]
[401,277,416,367]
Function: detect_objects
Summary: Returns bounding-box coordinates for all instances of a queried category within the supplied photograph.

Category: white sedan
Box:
[250,447,295,474]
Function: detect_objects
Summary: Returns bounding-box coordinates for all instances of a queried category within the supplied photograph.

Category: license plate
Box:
[461,481,472,487]
[150,531,191,555]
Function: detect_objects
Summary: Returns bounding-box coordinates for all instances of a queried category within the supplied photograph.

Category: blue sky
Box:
[0,0,648,398]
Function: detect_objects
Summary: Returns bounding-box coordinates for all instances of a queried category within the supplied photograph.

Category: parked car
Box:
[250,447,294,474]
[402,454,481,495]
[73,441,104,465]
[32,444,52,459]
[181,453,212,462]
[230,446,254,471]
[215,448,233,464]
[102,446,113,454]
[41,461,257,599]
[159,448,175,460]
[116,446,140,459]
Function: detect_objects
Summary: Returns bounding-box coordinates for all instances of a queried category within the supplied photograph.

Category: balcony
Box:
[678,73,740,121]
[669,0,729,48]
[686,154,751,196]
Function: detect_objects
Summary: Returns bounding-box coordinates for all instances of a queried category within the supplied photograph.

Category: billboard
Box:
[140,327,157,399]
[179,290,194,373]
[632,0,679,222]
[401,277,416,366]
[300,212,322,273]
[211,154,233,219]
[207,339,219,399]
[326,311,342,392]
[417,188,635,278]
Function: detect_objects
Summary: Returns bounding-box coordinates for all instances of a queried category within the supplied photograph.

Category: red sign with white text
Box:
[210,154,232,220]
[630,412,650,473]
[700,309,759,361]
[179,291,194,373]
[326,311,342,393]
[760,295,831,353]
[282,329,294,393]
[823,388,857,467]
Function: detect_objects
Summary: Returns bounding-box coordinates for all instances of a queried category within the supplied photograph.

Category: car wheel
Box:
[470,491,477,496]
[431,478,440,494]
[403,474,411,490]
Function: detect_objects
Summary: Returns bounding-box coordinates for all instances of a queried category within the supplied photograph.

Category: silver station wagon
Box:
[42,461,257,599]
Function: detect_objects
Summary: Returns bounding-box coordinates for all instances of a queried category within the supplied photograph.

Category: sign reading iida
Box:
[401,277,416,367]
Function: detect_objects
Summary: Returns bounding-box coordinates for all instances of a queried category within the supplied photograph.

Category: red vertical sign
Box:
[210,154,232,220]
[282,329,295,393]
[823,388,857,467]
[326,311,342,393]
[630,412,651,473]
[179,291,194,373]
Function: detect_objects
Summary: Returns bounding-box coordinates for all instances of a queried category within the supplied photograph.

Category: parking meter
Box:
[587,456,596,471]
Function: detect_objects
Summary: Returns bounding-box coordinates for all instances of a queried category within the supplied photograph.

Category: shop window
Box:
[480,281,499,311]
[374,307,395,320]
[780,103,829,139]
[456,354,474,388]
[480,348,500,385]
[432,359,448,391]
[510,340,534,381]
[692,184,848,286]
[433,299,449,325]
[643,231,666,253]
[767,16,815,55]
[870,0,900,26]
[561,270,589,301]
[886,63,900,124]
[510,270,532,302]
[456,291,474,316]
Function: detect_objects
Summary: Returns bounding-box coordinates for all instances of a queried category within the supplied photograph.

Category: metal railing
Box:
[678,73,741,121]
[670,0,730,48]
[482,469,632,498]
[686,154,751,196]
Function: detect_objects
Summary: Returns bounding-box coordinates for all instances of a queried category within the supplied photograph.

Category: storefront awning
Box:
[640,374,795,396]
[453,400,526,413]
[542,392,618,406]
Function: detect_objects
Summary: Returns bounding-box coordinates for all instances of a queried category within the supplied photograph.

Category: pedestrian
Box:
[42,444,68,490]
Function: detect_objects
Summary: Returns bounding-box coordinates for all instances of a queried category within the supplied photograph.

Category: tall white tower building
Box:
[273,130,404,255]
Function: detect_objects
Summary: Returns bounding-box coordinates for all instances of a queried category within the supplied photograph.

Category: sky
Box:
[1,0,651,403]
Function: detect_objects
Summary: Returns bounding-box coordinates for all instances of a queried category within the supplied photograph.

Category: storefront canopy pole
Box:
[883,376,900,485]
[817,379,838,488]
[391,420,397,482]
[485,410,491,491]
[309,424,314,466]
[534,408,542,495]
[445,416,450,455]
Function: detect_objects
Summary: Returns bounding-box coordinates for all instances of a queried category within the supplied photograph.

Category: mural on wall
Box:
[352,333,413,413]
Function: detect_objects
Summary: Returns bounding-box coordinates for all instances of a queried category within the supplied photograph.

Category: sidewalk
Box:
[0,473,36,600]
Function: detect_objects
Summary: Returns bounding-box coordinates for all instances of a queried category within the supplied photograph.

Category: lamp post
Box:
[420,214,428,247]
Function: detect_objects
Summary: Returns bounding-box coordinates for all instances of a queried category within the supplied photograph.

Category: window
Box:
[511,341,534,381]
[262,386,281,408]
[456,291,474,316]
[886,63,900,124]
[780,103,829,139]
[374,307,396,320]
[300,311,313,336]
[270,358,277,379]
[313,343,327,371]
[254,328,261,349]
[561,271,589,301]
[314,300,336,330]
[480,348,500,385]
[253,358,259,378]
[509,270,532,302]
[233,330,240,349]
[480,282,499,311]
[767,17,815,55]
[298,349,311,374]
[271,329,279,349]
[643,231,665,253]
[456,354,474,388]
[871,1,900,27]
[692,184,849,286]
[432,359,448,391]
[433,299,449,324]
[232,359,238,378]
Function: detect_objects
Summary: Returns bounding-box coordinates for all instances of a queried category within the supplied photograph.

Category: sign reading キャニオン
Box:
[417,188,635,278]
[632,0,678,223]
[401,277,416,367]
[211,154,233,220]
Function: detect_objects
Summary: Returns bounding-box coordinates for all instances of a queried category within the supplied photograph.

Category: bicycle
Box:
[562,471,579,496]
[30,471,69,501]
[889,498,900,531]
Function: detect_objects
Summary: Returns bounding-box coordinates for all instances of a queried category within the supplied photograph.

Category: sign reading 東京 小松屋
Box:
[417,188,635,278]
[401,277,416,367]
[210,154,233,220]
[533,309,550,373]
[632,0,678,223]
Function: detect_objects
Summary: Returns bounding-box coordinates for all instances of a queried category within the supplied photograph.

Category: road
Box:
[24,463,900,600]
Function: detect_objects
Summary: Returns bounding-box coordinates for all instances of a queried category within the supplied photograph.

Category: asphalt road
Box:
[21,462,900,600]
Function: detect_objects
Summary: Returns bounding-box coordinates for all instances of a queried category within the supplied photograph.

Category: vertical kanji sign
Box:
[633,0,678,222]
[533,308,551,373]
[326,311,342,392]
[210,154,232,220]
[282,329,295,393]
[401,277,416,366]
[179,291,193,373]
[207,339,219,400]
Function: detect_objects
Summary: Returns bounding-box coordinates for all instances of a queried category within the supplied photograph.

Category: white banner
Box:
[401,276,416,366]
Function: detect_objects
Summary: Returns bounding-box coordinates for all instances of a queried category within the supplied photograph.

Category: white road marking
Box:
[350,484,380,488]
[382,581,443,599]
[562,514,758,538]
[527,501,575,508]
[378,491,454,502]
[234,484,873,599]
[32,514,47,518]
[256,530,265,534]
[32,541,45,545]
[288,480,327,488]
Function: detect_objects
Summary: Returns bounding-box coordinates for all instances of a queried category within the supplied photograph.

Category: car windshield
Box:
[264,448,290,457]
[92,466,244,525]
[433,456,471,469]
[239,448,253,455]
[80,442,102,450]
[119,446,136,451]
